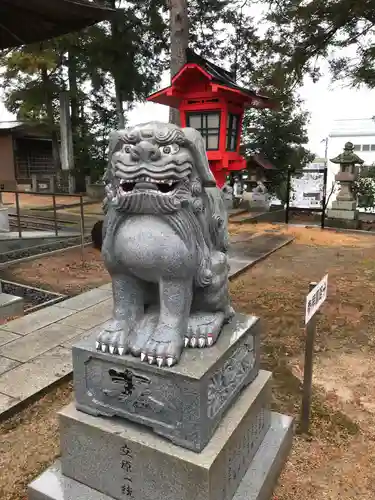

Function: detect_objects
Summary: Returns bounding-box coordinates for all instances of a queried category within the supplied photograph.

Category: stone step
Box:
[28,412,293,500]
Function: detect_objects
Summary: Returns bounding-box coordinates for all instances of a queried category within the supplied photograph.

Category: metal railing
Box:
[0,190,93,263]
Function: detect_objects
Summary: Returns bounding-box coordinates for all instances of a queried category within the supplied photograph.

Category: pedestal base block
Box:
[61,370,271,500]
[326,208,357,220]
[331,200,357,211]
[73,314,260,452]
[28,412,293,500]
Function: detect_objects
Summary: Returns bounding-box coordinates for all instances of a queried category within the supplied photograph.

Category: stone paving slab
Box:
[0,330,21,346]
[56,288,112,312]
[56,299,112,330]
[0,233,294,420]
[0,346,72,402]
[0,306,76,336]
[0,356,20,375]
[0,323,85,363]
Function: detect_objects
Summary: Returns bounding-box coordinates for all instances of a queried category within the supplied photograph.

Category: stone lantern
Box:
[327,141,364,223]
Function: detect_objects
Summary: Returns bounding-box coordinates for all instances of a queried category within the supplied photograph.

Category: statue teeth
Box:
[95,341,100,350]
[167,357,174,367]
[156,357,163,367]
[184,337,189,347]
[118,347,125,356]
[148,356,154,365]
[141,352,146,362]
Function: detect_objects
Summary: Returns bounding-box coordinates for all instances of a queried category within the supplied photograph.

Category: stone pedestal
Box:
[0,206,10,232]
[73,314,260,452]
[28,316,293,500]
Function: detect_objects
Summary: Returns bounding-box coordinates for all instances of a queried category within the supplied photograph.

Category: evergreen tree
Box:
[215,3,313,198]
[264,0,375,87]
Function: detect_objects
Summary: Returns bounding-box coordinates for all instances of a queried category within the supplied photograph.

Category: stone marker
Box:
[327,142,364,226]
[28,122,293,500]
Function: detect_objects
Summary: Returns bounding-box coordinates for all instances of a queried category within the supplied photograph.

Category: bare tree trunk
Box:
[41,68,61,171]
[169,0,189,125]
[107,0,125,128]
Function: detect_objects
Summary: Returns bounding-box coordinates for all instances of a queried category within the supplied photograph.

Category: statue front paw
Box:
[96,319,130,355]
[140,323,184,368]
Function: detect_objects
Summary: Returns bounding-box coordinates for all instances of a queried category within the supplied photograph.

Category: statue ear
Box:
[182,127,217,187]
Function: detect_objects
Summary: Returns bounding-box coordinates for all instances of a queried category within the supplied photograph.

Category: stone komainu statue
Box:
[97,121,234,367]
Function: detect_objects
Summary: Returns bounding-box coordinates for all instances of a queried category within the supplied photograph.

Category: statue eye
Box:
[124,144,132,154]
[160,143,179,155]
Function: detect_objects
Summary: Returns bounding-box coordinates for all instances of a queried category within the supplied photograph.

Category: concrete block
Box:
[0,346,72,400]
[73,314,260,451]
[29,412,293,500]
[326,209,358,220]
[61,371,271,500]
[331,200,357,211]
[0,293,24,320]
[1,306,75,335]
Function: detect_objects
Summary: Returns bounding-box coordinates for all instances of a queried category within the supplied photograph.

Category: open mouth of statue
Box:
[120,177,181,195]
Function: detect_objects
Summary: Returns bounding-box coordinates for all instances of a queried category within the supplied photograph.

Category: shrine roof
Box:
[0,0,115,49]
[148,49,275,109]
[184,49,264,101]
[247,153,275,170]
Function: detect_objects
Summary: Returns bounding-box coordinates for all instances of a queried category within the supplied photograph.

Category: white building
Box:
[327,118,375,205]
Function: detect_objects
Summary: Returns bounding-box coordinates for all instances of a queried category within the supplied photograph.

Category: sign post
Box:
[300,274,328,433]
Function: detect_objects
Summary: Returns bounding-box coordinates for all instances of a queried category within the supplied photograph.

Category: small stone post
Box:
[327,142,364,226]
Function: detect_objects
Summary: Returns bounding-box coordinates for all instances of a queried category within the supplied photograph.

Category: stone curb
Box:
[0,242,92,269]
[229,236,294,280]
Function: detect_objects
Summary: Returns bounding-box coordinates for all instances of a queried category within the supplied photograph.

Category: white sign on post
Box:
[305,274,328,324]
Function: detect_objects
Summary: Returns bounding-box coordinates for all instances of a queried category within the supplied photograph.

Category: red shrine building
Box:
[147,50,275,187]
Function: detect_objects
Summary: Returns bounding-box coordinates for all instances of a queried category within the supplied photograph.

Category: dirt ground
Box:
[1,224,375,499]
[1,246,110,296]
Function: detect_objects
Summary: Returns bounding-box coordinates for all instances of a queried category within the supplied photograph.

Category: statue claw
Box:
[156,357,163,367]
[141,352,146,362]
[207,336,213,347]
[118,346,125,356]
[101,344,107,353]
[109,345,115,354]
[198,338,206,348]
[95,341,100,350]
[148,356,154,365]
[167,357,174,367]
[184,337,189,347]
[190,337,197,348]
